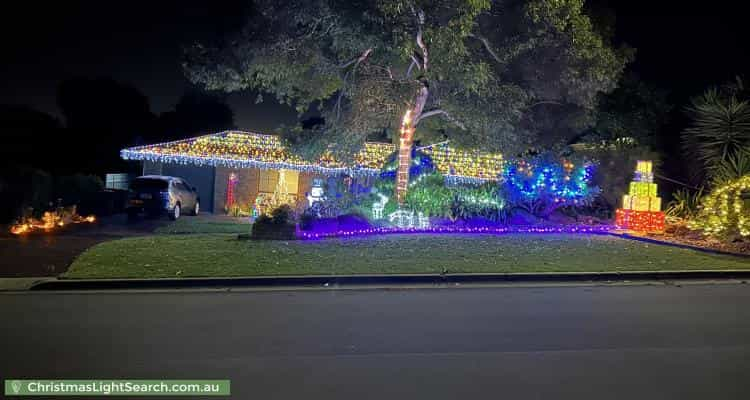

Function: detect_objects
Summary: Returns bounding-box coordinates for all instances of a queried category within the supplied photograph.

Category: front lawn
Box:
[153,216,251,234]
[63,233,750,279]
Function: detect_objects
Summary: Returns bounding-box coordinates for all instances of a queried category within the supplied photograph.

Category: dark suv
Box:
[126,176,200,220]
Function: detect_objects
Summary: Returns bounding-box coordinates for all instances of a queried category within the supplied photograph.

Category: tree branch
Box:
[414,9,428,71]
[338,48,373,69]
[528,100,563,108]
[415,109,466,130]
[335,48,373,122]
[405,56,421,79]
[468,33,503,65]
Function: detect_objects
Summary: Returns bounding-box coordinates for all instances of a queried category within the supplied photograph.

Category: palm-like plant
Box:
[682,87,750,179]
[711,151,750,186]
[665,188,704,219]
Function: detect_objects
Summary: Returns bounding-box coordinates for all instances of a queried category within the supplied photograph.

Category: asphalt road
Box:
[2,284,750,399]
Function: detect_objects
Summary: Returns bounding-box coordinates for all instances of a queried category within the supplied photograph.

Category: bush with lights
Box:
[501,154,600,218]
[362,149,506,222]
[687,175,750,238]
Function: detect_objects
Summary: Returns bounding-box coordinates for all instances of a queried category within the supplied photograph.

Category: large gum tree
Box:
[185,0,631,203]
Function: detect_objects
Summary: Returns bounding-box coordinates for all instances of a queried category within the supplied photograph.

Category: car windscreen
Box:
[130,179,168,191]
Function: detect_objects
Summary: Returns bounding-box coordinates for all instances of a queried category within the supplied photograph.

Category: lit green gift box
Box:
[629,181,657,197]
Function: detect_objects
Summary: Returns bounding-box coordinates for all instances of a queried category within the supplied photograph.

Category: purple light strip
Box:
[297,225,616,240]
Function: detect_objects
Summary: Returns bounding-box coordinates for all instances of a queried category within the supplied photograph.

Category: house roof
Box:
[121,131,504,183]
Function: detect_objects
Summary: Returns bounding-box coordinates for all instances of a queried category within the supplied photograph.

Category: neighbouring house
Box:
[120,130,504,214]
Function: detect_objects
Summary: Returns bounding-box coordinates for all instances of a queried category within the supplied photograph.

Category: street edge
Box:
[27,270,750,291]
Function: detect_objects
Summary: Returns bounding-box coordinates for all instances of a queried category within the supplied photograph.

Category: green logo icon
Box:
[11,381,22,395]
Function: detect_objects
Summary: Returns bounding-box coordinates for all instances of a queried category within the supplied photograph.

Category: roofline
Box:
[121,130,496,185]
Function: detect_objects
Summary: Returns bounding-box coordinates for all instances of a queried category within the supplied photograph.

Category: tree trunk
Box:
[396,84,429,205]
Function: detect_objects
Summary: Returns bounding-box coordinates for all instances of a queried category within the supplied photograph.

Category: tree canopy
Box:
[184,0,631,159]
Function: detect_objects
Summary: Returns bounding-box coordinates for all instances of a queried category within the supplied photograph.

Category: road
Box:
[2,284,750,399]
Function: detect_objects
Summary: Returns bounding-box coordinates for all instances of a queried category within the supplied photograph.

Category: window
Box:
[258,169,299,194]
[258,170,278,193]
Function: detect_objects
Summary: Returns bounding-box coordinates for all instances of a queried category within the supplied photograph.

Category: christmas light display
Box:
[121,131,504,182]
[396,110,416,204]
[10,210,96,235]
[688,175,750,237]
[615,161,665,232]
[297,224,615,239]
[389,209,415,228]
[422,142,504,182]
[371,190,389,219]
[306,178,326,207]
[225,173,238,208]
[502,157,598,218]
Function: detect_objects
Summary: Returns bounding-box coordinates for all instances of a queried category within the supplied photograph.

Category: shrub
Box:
[55,174,104,206]
[666,188,704,219]
[251,205,297,240]
[711,151,750,186]
[502,154,600,218]
[271,204,294,224]
[688,175,750,238]
[0,166,53,223]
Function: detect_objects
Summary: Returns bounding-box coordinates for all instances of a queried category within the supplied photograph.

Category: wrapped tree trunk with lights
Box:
[185,0,631,204]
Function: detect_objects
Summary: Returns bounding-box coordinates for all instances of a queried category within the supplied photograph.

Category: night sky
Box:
[2,1,748,132]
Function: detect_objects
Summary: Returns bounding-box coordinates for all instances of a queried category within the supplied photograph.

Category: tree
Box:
[158,91,236,141]
[57,78,156,172]
[585,73,672,147]
[185,0,630,202]
[0,105,62,171]
[682,77,750,180]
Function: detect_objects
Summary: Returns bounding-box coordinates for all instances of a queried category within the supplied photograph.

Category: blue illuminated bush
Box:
[502,154,600,217]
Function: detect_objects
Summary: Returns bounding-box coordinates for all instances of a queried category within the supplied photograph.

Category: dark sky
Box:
[0,1,296,130]
[1,1,748,131]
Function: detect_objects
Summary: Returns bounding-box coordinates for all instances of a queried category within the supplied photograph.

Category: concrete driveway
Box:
[0,214,166,277]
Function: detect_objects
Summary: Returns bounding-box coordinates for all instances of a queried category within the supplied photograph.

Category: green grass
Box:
[154,217,251,234]
[64,233,750,279]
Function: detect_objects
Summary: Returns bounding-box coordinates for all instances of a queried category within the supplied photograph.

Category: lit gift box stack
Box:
[615,160,665,232]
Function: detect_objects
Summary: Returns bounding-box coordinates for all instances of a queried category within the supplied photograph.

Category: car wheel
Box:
[191,201,200,216]
[169,204,181,220]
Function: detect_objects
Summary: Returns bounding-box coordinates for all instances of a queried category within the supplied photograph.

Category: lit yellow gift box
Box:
[650,197,661,212]
[636,160,653,174]
[622,195,661,212]
[629,182,658,197]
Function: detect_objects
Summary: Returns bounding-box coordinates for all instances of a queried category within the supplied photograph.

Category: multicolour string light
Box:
[121,131,504,182]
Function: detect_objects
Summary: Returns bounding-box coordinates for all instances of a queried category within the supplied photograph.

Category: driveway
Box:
[0,215,166,277]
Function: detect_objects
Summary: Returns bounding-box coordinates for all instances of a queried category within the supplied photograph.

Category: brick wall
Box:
[214,167,260,214]
[214,167,316,214]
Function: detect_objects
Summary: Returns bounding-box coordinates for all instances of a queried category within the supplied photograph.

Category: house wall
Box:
[213,167,318,214]
[214,167,260,214]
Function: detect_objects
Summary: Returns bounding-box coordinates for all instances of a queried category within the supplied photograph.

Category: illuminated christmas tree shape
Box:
[256,169,296,216]
[615,160,665,232]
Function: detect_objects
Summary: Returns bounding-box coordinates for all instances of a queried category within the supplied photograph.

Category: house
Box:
[120,130,505,214]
